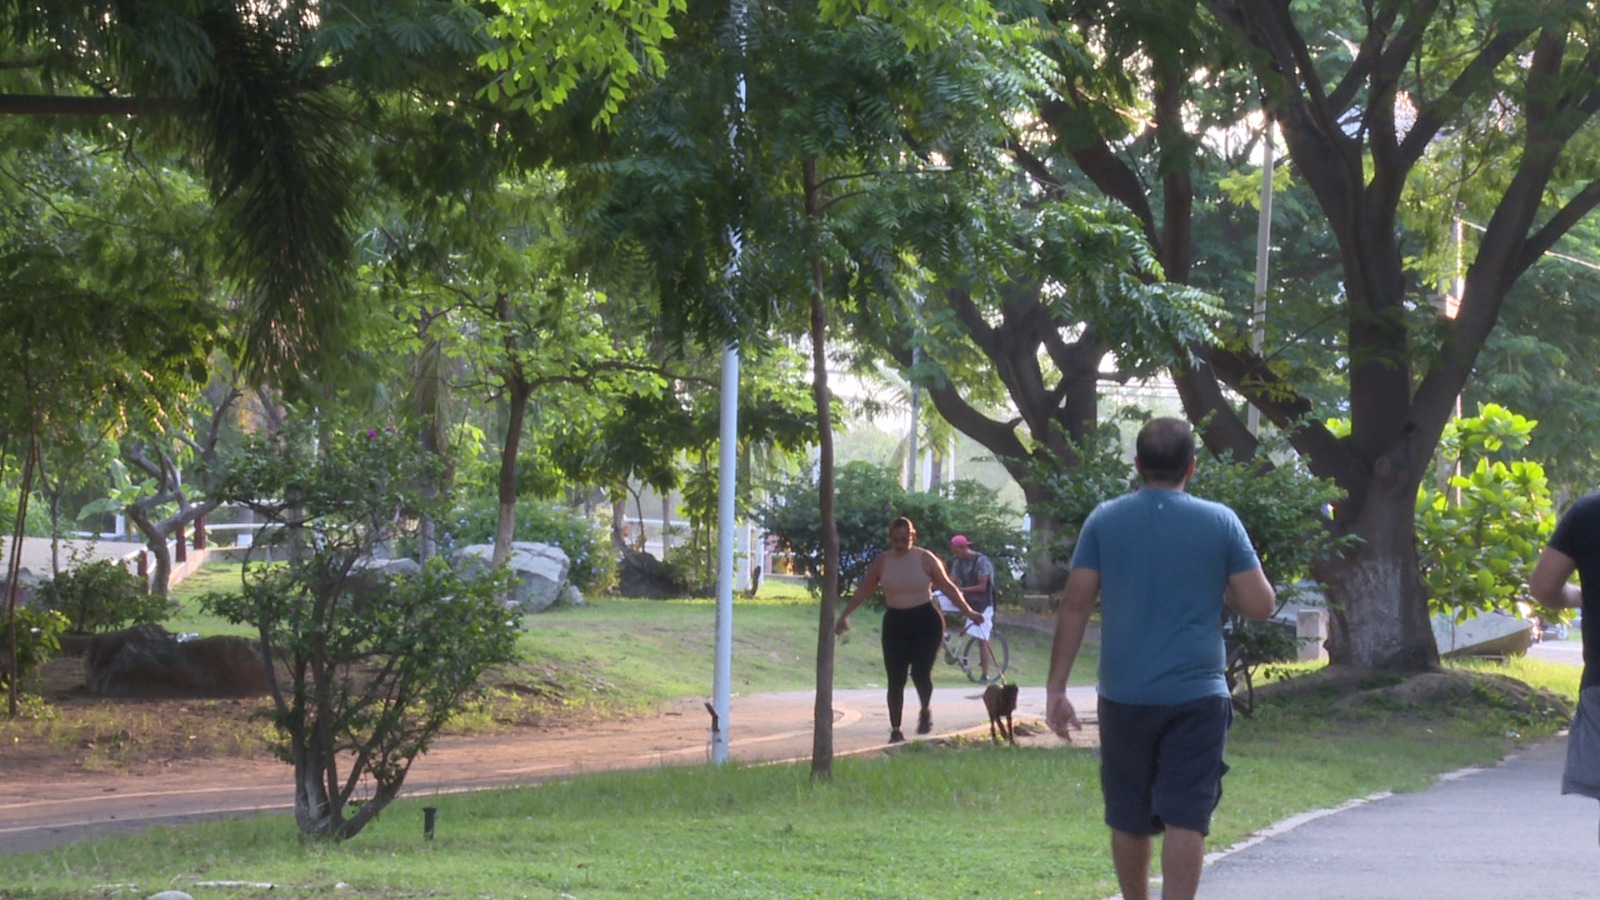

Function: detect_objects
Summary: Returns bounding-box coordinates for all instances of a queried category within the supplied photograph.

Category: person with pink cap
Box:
[949,534,999,680]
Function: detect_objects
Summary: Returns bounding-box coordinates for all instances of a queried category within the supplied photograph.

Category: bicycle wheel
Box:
[961,631,1009,684]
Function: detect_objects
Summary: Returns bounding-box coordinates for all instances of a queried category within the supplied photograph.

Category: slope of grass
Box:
[167,563,1072,712]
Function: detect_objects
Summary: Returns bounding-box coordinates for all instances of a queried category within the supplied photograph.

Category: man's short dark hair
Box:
[1136,417,1195,484]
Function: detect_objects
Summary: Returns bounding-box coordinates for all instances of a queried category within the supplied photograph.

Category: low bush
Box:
[758,462,1025,602]
[32,555,176,634]
[0,606,68,688]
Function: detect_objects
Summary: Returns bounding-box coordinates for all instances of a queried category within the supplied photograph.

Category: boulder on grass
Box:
[617,548,682,599]
[85,623,271,698]
[452,542,573,613]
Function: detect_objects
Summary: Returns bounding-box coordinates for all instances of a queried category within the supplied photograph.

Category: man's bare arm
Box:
[1045,568,1098,738]
[1226,567,1277,620]
[1529,547,1582,611]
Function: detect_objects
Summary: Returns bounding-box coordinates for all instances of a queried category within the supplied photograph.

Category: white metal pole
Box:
[1248,120,1275,437]
[712,344,738,764]
[711,0,748,766]
[906,346,920,491]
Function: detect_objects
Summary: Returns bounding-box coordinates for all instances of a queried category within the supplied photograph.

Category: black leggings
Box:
[880,603,944,730]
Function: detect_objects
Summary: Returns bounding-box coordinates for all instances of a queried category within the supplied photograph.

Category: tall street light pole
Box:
[1248,117,1275,437]
[711,0,749,765]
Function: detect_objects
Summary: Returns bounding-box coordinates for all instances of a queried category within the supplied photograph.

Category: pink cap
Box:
[950,535,971,549]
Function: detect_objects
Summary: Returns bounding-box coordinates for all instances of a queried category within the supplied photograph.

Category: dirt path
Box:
[0,684,1099,854]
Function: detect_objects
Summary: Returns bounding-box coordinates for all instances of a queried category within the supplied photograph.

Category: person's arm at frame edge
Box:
[1530,546,1582,612]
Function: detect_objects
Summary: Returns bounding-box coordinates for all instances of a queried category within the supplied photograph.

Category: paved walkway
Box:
[1193,735,1600,898]
[2,536,146,576]
[3,534,217,594]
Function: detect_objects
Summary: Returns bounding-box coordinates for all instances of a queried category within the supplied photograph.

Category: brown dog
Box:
[983,680,1020,744]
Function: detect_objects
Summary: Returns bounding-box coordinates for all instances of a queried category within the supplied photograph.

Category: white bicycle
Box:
[934,592,1010,684]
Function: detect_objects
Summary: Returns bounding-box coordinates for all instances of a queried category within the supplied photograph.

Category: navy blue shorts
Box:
[1097,695,1233,836]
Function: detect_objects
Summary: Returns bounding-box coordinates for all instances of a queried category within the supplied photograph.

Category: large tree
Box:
[562,0,1032,775]
[1174,1,1600,669]
[865,1,1600,672]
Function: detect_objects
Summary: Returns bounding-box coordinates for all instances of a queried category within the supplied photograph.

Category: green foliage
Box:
[758,462,1024,602]
[203,416,521,841]
[1416,404,1556,621]
[481,0,688,126]
[32,555,176,634]
[1188,445,1348,601]
[1186,441,1347,708]
[1024,426,1141,546]
[447,498,617,595]
[1467,218,1600,501]
[1029,426,1345,591]
[0,605,67,691]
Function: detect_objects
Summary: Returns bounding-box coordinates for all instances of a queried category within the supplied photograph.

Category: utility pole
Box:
[906,345,920,490]
[1248,117,1275,437]
[710,0,749,765]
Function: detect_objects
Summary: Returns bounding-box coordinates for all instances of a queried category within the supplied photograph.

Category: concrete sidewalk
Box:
[1191,736,1600,899]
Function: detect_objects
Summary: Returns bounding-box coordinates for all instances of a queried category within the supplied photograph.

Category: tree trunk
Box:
[5,425,38,718]
[611,498,630,553]
[661,493,672,559]
[1018,487,1071,593]
[805,158,841,780]
[293,740,340,839]
[492,292,534,569]
[1316,480,1441,671]
[895,282,1104,560]
[127,508,174,595]
[493,376,532,569]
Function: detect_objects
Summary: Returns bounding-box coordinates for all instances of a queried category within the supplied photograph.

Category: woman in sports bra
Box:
[836,516,984,743]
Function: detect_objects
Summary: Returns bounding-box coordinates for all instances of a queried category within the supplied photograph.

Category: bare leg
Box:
[1159,826,1207,900]
[1111,829,1152,900]
[979,639,995,679]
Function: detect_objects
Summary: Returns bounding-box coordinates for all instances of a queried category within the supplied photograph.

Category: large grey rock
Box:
[85,623,271,698]
[452,542,572,613]
[617,548,682,599]
[559,583,586,607]
[342,556,425,612]
[351,557,423,579]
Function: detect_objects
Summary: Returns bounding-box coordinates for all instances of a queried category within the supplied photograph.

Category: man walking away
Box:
[1530,492,1600,845]
[1045,417,1275,900]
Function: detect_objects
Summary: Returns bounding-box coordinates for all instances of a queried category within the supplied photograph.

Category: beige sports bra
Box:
[878,550,934,608]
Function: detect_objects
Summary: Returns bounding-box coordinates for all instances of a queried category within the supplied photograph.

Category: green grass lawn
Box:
[0,656,1574,899]
[1,565,1577,899]
[166,563,1073,714]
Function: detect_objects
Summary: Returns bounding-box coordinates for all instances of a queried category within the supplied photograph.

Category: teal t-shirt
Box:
[1071,487,1261,705]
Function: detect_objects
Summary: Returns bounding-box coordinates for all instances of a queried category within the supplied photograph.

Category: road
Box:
[0,684,1098,855]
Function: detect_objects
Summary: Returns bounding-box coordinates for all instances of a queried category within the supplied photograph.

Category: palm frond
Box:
[195,7,355,386]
